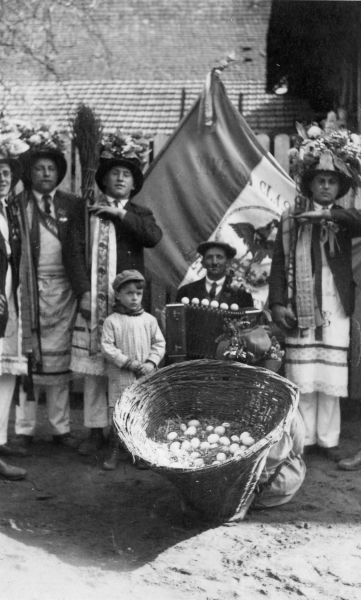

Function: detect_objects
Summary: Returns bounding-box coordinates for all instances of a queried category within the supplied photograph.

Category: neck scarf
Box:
[113,301,144,316]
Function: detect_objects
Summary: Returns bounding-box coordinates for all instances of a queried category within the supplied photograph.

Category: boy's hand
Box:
[127,359,142,373]
[137,361,156,376]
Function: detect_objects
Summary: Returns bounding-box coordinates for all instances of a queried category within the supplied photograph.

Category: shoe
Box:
[338,450,361,471]
[13,435,33,449]
[303,444,318,456]
[78,428,105,456]
[0,458,27,480]
[102,444,129,470]
[52,433,79,449]
[318,446,342,462]
[0,443,29,457]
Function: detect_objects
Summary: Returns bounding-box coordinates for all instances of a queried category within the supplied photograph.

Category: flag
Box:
[137,71,296,307]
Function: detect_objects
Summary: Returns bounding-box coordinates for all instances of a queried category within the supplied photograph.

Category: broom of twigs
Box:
[72,104,102,271]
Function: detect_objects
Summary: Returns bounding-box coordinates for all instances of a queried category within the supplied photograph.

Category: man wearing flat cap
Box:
[176,241,253,308]
[13,136,90,450]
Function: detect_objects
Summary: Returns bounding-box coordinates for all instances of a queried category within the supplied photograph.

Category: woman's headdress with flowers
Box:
[99,130,150,169]
[17,121,68,154]
[0,116,30,159]
[289,122,361,197]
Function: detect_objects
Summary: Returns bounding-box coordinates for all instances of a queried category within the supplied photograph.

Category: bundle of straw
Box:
[72,104,102,269]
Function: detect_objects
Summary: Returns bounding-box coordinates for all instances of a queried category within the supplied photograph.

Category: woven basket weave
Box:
[114,359,298,522]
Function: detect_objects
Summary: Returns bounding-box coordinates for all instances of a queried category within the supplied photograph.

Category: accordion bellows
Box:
[114,359,298,523]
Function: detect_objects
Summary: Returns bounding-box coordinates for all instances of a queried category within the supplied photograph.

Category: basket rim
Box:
[114,359,299,472]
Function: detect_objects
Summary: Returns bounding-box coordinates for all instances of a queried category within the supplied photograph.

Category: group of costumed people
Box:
[0,117,361,513]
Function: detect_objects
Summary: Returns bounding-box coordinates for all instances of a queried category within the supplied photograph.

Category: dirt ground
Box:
[1,395,361,600]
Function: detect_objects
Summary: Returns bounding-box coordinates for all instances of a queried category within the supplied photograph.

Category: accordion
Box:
[165,301,263,361]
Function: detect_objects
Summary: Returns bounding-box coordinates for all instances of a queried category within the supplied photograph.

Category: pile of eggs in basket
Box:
[162,418,256,468]
[180,297,241,311]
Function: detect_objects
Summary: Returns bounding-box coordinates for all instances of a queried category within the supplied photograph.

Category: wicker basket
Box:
[114,359,299,523]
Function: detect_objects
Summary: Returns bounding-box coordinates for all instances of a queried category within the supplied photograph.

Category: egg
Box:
[190,437,200,449]
[240,431,251,444]
[201,298,210,307]
[169,441,181,453]
[222,422,230,428]
[220,302,229,310]
[242,436,255,447]
[230,435,240,443]
[207,433,220,444]
[200,441,210,451]
[219,436,231,446]
[210,300,219,308]
[181,297,190,305]
[180,423,187,432]
[191,297,200,305]
[216,452,227,462]
[185,426,197,437]
[214,425,225,436]
[190,451,201,459]
[230,303,239,311]
[188,419,200,428]
[212,460,221,466]
[209,443,218,449]
[194,458,205,468]
[167,431,178,441]
[206,425,214,433]
[181,440,191,451]
[229,443,240,455]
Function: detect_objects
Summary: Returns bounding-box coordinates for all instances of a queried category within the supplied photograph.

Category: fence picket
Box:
[274,134,290,173]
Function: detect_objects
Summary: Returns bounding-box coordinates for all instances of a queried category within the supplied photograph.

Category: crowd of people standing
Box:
[1,120,361,497]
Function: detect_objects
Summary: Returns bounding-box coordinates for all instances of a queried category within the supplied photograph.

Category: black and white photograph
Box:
[1,1,361,599]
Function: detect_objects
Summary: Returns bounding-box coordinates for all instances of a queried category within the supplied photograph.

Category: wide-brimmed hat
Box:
[95,156,144,196]
[112,269,145,291]
[0,154,21,188]
[300,149,352,199]
[197,241,237,259]
[20,147,67,189]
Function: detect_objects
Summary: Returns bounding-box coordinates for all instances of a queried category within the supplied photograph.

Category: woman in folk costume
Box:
[0,126,29,480]
[71,132,162,456]
[269,130,361,460]
[13,127,91,449]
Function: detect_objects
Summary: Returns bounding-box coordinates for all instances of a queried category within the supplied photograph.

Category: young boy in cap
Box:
[101,269,165,470]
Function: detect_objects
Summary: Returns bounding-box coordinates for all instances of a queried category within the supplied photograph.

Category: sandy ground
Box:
[1,397,361,600]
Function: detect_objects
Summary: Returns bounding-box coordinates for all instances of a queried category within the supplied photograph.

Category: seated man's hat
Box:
[197,240,237,259]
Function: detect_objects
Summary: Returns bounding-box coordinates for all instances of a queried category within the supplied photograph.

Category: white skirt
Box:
[285,251,349,397]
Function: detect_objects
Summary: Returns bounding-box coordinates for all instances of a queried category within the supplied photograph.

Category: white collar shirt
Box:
[105,195,129,209]
[32,189,57,218]
[205,275,226,297]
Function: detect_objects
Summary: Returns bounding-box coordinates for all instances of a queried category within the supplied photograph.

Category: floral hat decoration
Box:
[288,123,361,199]
[18,121,69,188]
[0,116,30,186]
[95,130,150,196]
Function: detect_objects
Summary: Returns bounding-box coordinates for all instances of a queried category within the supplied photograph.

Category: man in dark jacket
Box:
[14,143,91,450]
[176,241,253,308]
